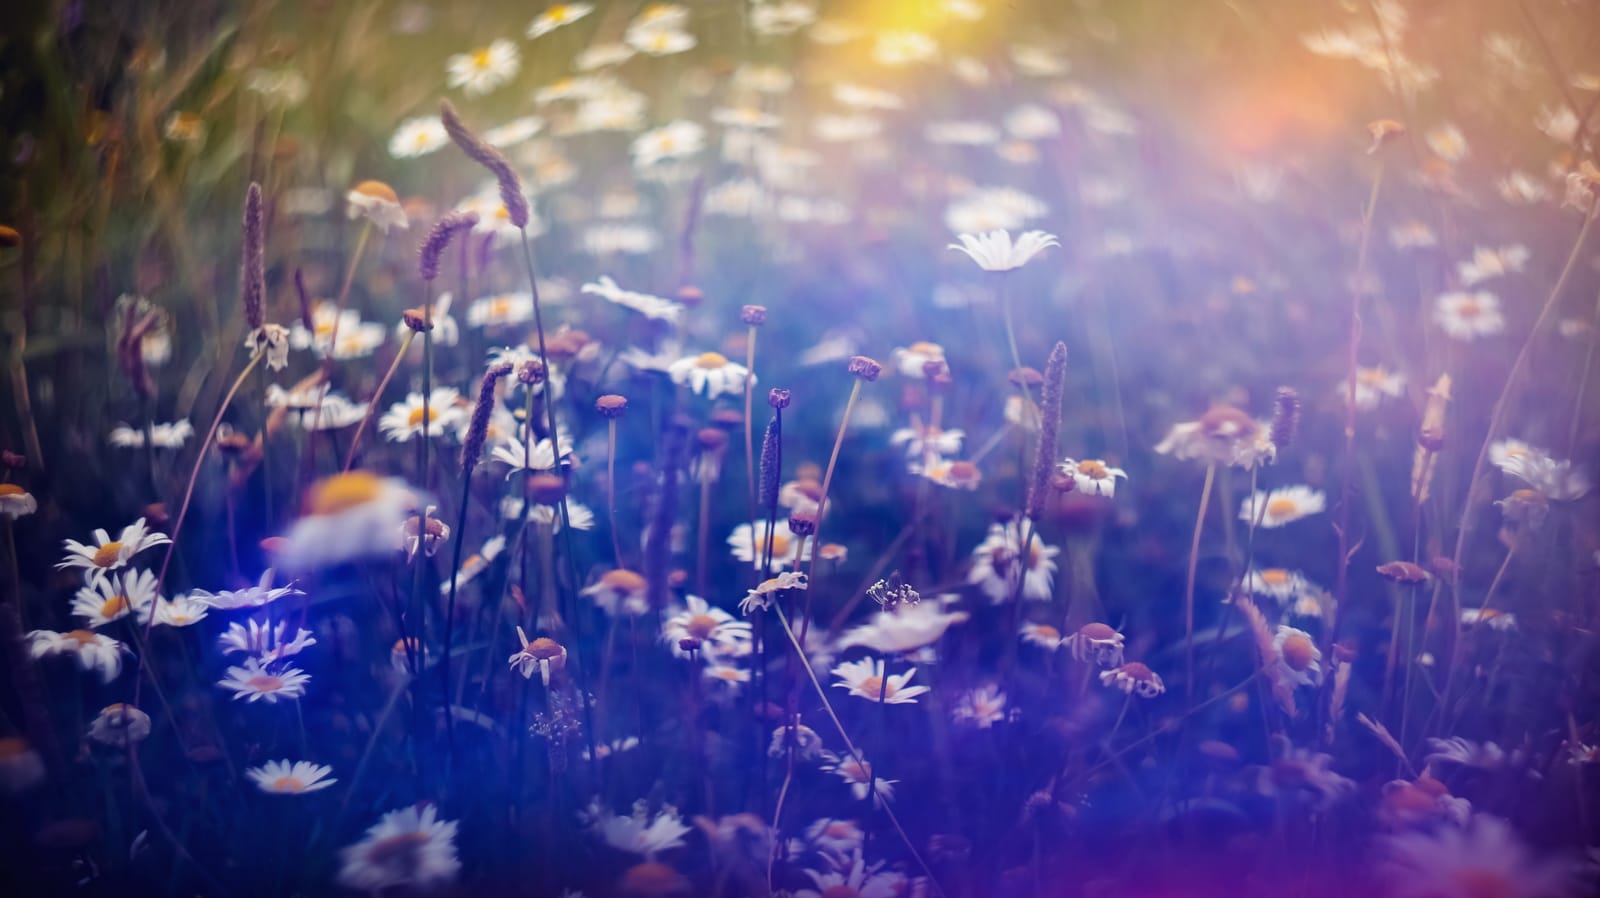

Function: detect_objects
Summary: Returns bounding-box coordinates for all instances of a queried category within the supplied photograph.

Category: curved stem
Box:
[806,380,862,581]
[342,330,416,472]
[1184,464,1218,709]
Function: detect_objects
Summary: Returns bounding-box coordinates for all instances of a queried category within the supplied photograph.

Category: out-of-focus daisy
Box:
[1389,221,1438,249]
[1424,124,1468,162]
[582,223,660,255]
[1498,170,1548,205]
[1382,814,1569,898]
[891,341,946,378]
[466,292,534,330]
[218,657,310,703]
[739,571,808,615]
[583,736,642,762]
[831,658,929,704]
[662,596,753,659]
[1155,406,1275,469]
[948,229,1058,271]
[967,518,1059,602]
[1056,458,1127,497]
[58,517,170,583]
[528,4,593,38]
[338,805,461,892]
[753,1,817,36]
[1244,567,1313,604]
[346,180,408,232]
[873,30,937,65]
[87,703,151,747]
[1256,744,1355,808]
[711,105,781,130]
[218,619,317,661]
[275,472,414,571]
[1497,448,1592,500]
[247,760,337,795]
[109,420,194,449]
[1460,607,1516,630]
[625,24,695,56]
[71,568,158,627]
[0,483,37,519]
[1434,291,1504,340]
[447,39,519,96]
[727,520,809,573]
[836,602,969,655]
[1424,737,1521,771]
[27,629,127,682]
[580,275,684,323]
[1020,621,1064,650]
[1238,486,1326,528]
[1271,626,1324,688]
[823,754,896,805]
[1100,662,1165,698]
[951,684,1008,729]
[1378,777,1472,830]
[911,456,983,490]
[584,799,691,859]
[703,662,752,692]
[192,568,302,610]
[379,389,467,443]
[927,120,1001,145]
[389,116,448,158]
[484,115,544,148]
[0,737,45,793]
[1064,622,1125,667]
[1347,366,1406,410]
[509,627,567,685]
[150,594,209,628]
[889,423,964,460]
[581,569,650,617]
[796,850,905,898]
[1458,245,1529,287]
[805,818,864,856]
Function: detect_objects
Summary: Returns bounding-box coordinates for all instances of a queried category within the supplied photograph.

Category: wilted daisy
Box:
[389,116,448,158]
[509,628,567,685]
[1063,622,1126,667]
[27,629,128,682]
[346,180,408,232]
[1155,406,1275,469]
[739,571,808,615]
[70,568,158,627]
[1056,458,1128,497]
[379,389,467,442]
[246,760,337,795]
[822,755,896,805]
[0,483,37,519]
[58,517,170,584]
[1271,626,1324,688]
[1238,486,1327,528]
[584,799,691,859]
[1100,662,1165,698]
[218,619,317,661]
[769,722,827,762]
[967,518,1059,602]
[1434,291,1505,340]
[727,520,810,573]
[668,351,752,400]
[831,658,929,704]
[528,3,593,38]
[581,569,650,617]
[952,684,1009,729]
[662,595,753,659]
[447,39,519,95]
[948,229,1059,271]
[218,657,310,703]
[87,703,152,747]
[338,805,461,892]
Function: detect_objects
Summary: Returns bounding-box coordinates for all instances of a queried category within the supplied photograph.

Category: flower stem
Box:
[806,380,862,581]
[342,330,416,472]
[1184,463,1218,709]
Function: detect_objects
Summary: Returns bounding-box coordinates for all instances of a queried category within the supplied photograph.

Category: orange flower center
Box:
[406,406,439,428]
[756,533,792,557]
[100,595,129,618]
[823,822,855,838]
[1357,368,1388,386]
[1032,624,1060,640]
[685,614,720,640]
[91,542,125,568]
[0,484,24,496]
[1260,568,1291,586]
[1457,298,1481,319]
[471,48,492,69]
[246,675,285,692]
[0,736,30,758]
[858,675,885,697]
[307,471,385,516]
[601,569,647,592]
[1077,460,1108,479]
[695,352,729,369]
[66,629,100,646]
[1265,498,1299,518]
[1281,634,1315,672]
[272,776,305,792]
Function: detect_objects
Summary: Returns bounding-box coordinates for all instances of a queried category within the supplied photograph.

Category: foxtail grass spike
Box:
[440,100,529,229]
[419,211,478,283]
[1026,342,1068,520]
[242,182,265,330]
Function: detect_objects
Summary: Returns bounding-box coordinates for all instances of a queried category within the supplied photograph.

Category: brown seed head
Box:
[595,394,628,418]
[401,308,434,332]
[740,304,767,326]
[847,355,882,381]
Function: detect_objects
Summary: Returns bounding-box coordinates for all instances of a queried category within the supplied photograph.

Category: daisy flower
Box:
[1460,607,1516,630]
[1063,622,1125,667]
[1497,448,1593,500]
[580,275,684,322]
[631,120,705,168]
[509,627,567,685]
[669,351,752,400]
[891,341,947,378]
[1382,814,1569,898]
[149,594,209,628]
[584,799,691,859]
[338,805,461,892]
[804,818,864,857]
[1256,744,1355,808]
[192,568,303,610]
[831,658,929,704]
[889,423,964,460]
[246,760,337,795]
[581,569,650,617]
[797,850,905,898]
[948,229,1059,271]
[58,517,170,583]
[0,483,38,519]
[951,684,1009,729]
[1155,406,1275,469]
[1271,626,1324,688]
[1100,662,1165,698]
[822,755,896,805]
[388,116,448,158]
[1244,567,1314,605]
[727,520,810,573]
[967,518,1059,602]
[70,568,158,627]
[1347,366,1406,410]
[625,25,696,56]
[27,629,128,682]
[703,662,752,692]
[218,619,317,662]
[1434,291,1505,340]
[346,180,408,232]
[466,292,534,329]
[87,704,151,747]
[218,657,311,703]
[447,39,519,96]
[1019,621,1065,650]
[739,571,808,615]
[1238,486,1327,528]
[379,389,467,442]
[1056,458,1127,497]
[528,3,593,39]
[1457,244,1529,287]
[836,602,970,655]
[911,457,983,490]
[662,596,753,659]
[109,420,194,449]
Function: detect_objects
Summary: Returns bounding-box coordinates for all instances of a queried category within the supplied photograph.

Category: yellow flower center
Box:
[1077,460,1108,479]
[549,6,571,22]
[1457,298,1481,319]
[272,776,305,792]
[471,48,492,69]
[1357,368,1388,386]
[91,542,125,568]
[100,595,129,619]
[650,33,671,50]
[1265,498,1299,518]
[0,484,24,497]
[1260,568,1291,586]
[601,569,647,591]
[407,406,439,428]
[695,352,729,369]
[1281,634,1315,672]
[756,533,792,557]
[307,471,385,516]
[685,614,720,640]
[858,675,889,698]
[66,629,99,646]
[246,675,285,692]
